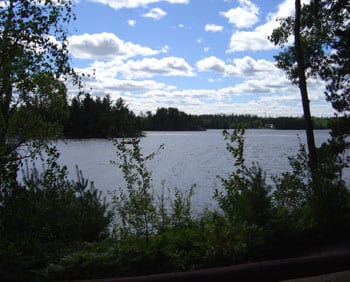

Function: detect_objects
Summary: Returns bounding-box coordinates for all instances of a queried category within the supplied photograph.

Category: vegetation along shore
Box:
[1,0,349,281]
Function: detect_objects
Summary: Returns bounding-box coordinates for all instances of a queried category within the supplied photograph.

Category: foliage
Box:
[270,0,318,170]
[0,0,77,193]
[46,240,119,281]
[273,141,350,239]
[64,94,142,138]
[3,128,349,281]
[140,108,331,131]
[111,138,198,239]
[215,128,273,228]
[269,0,350,151]
[141,107,203,131]
[0,145,113,282]
[111,138,163,237]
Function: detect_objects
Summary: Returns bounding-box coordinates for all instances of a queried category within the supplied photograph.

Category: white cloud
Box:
[226,75,292,95]
[69,58,332,117]
[112,57,195,79]
[226,0,311,52]
[68,32,161,59]
[86,0,188,10]
[205,24,224,32]
[121,82,333,116]
[99,78,173,92]
[127,19,136,26]
[227,28,275,52]
[74,54,194,82]
[196,56,277,77]
[196,56,236,75]
[221,0,259,29]
[143,7,167,20]
[232,56,277,76]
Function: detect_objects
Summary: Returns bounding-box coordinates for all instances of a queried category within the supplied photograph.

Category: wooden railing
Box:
[60,250,350,282]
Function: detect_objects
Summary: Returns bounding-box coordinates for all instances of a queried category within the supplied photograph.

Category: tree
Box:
[270,0,350,158]
[294,0,317,169]
[0,0,77,187]
[269,0,317,170]
[315,1,350,152]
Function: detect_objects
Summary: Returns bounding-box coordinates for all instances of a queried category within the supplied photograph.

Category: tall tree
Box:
[270,0,350,156]
[0,0,77,188]
[270,0,317,170]
[293,0,317,169]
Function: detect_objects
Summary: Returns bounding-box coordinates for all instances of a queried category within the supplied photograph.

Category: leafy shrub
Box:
[111,138,163,238]
[47,241,119,281]
[0,145,113,281]
[111,138,197,238]
[214,128,273,230]
[273,141,350,242]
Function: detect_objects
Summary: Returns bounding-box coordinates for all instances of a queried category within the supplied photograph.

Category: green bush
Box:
[214,128,274,239]
[2,129,349,281]
[273,142,350,240]
[0,145,113,281]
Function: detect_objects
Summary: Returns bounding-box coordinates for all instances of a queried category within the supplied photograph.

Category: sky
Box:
[67,0,334,117]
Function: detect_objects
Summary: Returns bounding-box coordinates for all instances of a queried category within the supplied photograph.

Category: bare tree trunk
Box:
[294,0,318,171]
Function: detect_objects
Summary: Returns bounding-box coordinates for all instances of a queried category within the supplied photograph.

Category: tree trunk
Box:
[294,0,318,171]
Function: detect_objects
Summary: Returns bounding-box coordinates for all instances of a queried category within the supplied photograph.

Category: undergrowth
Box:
[1,129,349,281]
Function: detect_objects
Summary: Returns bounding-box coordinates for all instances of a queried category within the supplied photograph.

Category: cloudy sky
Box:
[67,0,333,117]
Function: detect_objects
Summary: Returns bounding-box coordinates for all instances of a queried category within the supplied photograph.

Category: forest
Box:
[0,0,349,281]
[62,94,331,138]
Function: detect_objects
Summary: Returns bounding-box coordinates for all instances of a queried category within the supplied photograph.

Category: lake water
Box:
[44,129,349,212]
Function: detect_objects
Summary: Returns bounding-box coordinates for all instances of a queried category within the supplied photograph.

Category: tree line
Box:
[61,95,332,138]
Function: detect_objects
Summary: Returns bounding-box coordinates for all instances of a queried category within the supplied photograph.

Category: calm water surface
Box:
[48,129,349,211]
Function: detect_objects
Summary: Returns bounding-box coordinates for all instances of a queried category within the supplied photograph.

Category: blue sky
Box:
[67,0,333,116]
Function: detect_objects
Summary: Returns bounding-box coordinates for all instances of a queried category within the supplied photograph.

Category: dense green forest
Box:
[63,94,142,138]
[1,0,349,281]
[62,94,331,138]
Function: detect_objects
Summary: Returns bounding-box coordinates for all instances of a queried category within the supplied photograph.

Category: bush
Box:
[0,145,113,281]
[273,141,350,242]
[2,129,349,281]
[214,128,274,232]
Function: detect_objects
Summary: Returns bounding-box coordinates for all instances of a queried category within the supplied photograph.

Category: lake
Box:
[43,129,349,212]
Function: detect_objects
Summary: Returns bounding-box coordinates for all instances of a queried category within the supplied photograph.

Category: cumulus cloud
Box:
[69,57,331,117]
[226,75,292,95]
[232,56,277,76]
[122,80,332,116]
[143,7,167,20]
[205,24,224,32]
[121,57,195,78]
[68,32,161,59]
[221,0,259,29]
[226,0,310,52]
[196,56,277,77]
[85,0,188,10]
[98,78,173,92]
[196,56,237,75]
[74,54,194,81]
